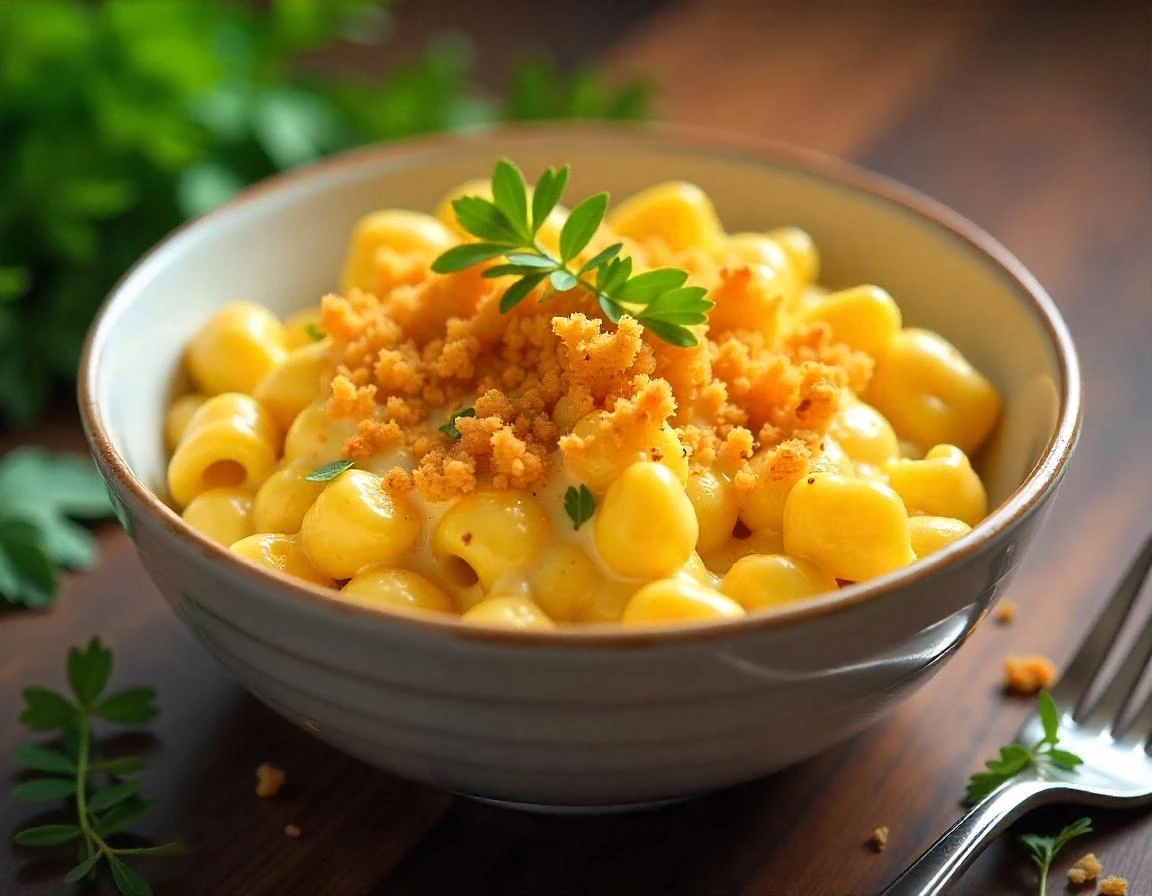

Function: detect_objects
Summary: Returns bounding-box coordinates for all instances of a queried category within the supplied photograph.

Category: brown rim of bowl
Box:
[78,122,1082,648]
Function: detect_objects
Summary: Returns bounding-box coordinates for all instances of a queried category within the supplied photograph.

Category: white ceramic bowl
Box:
[80,125,1080,810]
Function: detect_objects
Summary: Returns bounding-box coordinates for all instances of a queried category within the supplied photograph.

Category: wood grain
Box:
[2,0,1150,893]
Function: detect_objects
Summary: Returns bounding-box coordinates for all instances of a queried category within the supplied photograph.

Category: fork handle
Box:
[877,781,1054,896]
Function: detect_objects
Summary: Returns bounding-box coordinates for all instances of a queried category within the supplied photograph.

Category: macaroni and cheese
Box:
[164,172,1001,629]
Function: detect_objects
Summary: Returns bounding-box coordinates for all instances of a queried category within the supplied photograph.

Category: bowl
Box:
[79,124,1081,810]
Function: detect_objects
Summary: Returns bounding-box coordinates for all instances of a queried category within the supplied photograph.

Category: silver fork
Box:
[880,536,1152,895]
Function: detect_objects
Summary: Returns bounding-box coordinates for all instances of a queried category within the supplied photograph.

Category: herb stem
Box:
[73,709,114,866]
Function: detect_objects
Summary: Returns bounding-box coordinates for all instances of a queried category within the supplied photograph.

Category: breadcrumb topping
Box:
[1098,875,1128,895]
[317,231,867,503]
[254,762,285,798]
[1003,655,1057,694]
[1067,852,1103,884]
[994,600,1017,624]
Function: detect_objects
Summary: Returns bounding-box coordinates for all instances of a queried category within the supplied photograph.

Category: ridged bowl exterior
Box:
[81,125,1080,808]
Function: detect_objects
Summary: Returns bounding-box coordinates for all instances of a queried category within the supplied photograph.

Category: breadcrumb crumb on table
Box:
[284,823,302,839]
[1003,654,1057,694]
[870,826,889,852]
[994,600,1017,624]
[1098,875,1128,895]
[254,762,285,798]
[1067,852,1103,884]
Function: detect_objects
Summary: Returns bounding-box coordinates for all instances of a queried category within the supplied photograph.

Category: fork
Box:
[880,536,1152,895]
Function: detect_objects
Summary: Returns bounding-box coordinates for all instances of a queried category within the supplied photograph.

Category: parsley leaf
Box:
[0,450,115,609]
[964,691,1085,804]
[305,322,326,341]
[12,638,186,893]
[305,459,355,482]
[439,406,476,440]
[1020,817,1093,896]
[432,159,713,348]
[563,484,596,530]
[0,3,650,428]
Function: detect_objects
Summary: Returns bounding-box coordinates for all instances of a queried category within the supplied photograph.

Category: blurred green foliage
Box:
[0,0,650,428]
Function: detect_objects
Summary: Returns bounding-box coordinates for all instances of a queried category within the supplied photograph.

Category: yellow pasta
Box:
[595,462,698,580]
[253,341,332,430]
[339,566,453,614]
[164,393,206,451]
[462,596,556,630]
[685,466,740,553]
[432,490,550,590]
[908,516,972,558]
[607,182,724,255]
[721,554,839,612]
[866,327,1000,455]
[181,487,254,546]
[167,172,1003,627]
[621,578,745,625]
[299,469,422,579]
[230,532,333,586]
[792,285,901,359]
[783,473,915,582]
[252,461,326,533]
[885,444,987,526]
[167,393,280,508]
[185,302,287,396]
[528,544,601,622]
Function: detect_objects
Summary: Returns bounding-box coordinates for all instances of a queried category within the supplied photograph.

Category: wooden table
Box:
[2,1,1150,893]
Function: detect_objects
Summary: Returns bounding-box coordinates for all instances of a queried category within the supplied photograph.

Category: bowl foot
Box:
[460,792,697,815]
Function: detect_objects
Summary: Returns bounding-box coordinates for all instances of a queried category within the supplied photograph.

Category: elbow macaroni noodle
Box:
[164,174,1002,630]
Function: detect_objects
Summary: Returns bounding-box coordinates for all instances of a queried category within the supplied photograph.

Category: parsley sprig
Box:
[439,406,476,440]
[964,691,1084,804]
[563,484,595,530]
[0,450,116,609]
[430,159,713,348]
[12,638,186,894]
[304,459,355,482]
[1021,817,1093,896]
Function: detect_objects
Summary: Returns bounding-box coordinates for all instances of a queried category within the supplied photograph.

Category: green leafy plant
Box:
[1020,817,1093,896]
[0,0,650,428]
[12,638,185,894]
[304,458,356,482]
[563,484,595,530]
[439,406,477,440]
[431,160,712,347]
[964,691,1084,804]
[0,450,115,609]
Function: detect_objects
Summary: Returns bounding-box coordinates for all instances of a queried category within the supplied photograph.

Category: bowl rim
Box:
[79,121,1083,648]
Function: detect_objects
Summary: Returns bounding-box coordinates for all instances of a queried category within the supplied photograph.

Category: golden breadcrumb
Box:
[254,762,285,798]
[1098,875,1128,895]
[1003,655,1058,694]
[870,826,889,852]
[994,600,1017,624]
[314,222,888,503]
[284,823,302,839]
[1067,852,1103,884]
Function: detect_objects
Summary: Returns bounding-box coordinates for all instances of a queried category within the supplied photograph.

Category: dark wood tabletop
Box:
[2,1,1150,894]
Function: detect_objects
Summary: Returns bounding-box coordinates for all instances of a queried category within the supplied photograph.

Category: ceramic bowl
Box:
[79,125,1080,810]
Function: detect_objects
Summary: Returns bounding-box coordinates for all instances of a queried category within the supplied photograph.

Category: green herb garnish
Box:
[439,406,476,440]
[305,459,355,482]
[431,159,712,348]
[1021,817,1093,896]
[563,484,596,530]
[965,691,1084,804]
[12,638,186,894]
[304,322,326,342]
[0,3,650,428]
[0,450,115,610]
